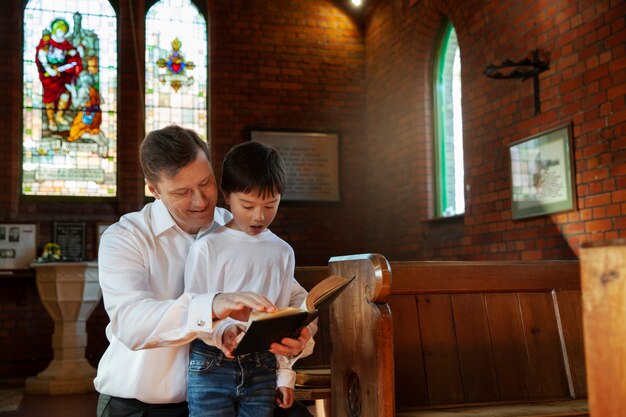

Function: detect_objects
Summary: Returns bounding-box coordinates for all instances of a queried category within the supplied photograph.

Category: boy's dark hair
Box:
[140,125,210,184]
[221,141,286,197]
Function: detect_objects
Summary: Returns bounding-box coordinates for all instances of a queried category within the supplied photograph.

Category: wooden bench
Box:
[327,253,588,417]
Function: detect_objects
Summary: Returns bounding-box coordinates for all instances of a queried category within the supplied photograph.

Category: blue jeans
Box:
[188,340,277,417]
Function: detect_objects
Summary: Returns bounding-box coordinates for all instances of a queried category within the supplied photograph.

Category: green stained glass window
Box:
[23,0,117,197]
[434,22,464,217]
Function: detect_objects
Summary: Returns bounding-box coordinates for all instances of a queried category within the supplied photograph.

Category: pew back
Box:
[328,254,587,417]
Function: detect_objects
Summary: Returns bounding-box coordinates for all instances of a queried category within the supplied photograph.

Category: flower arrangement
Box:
[36,242,62,262]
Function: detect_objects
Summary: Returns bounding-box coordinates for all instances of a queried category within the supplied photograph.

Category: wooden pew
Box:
[328,253,588,417]
[580,241,626,416]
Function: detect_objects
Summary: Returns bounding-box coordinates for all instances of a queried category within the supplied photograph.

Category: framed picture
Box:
[0,224,37,270]
[509,123,577,220]
[248,128,341,203]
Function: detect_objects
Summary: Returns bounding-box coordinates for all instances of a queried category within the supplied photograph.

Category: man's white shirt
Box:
[94,200,233,403]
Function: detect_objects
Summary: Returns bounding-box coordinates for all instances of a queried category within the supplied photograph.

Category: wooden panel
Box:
[518,292,570,399]
[296,307,331,369]
[451,294,499,402]
[580,242,626,417]
[389,261,580,294]
[485,293,533,401]
[390,294,428,408]
[295,266,331,291]
[554,290,587,398]
[329,253,395,417]
[417,294,464,405]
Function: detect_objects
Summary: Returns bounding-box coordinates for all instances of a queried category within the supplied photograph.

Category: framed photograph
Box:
[0,224,37,270]
[249,128,341,203]
[509,123,577,220]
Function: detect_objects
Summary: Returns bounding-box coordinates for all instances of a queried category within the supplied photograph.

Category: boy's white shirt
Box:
[184,225,316,389]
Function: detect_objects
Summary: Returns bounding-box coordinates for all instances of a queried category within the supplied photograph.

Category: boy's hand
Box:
[276,386,294,409]
[213,292,276,321]
[269,326,311,358]
[220,323,246,358]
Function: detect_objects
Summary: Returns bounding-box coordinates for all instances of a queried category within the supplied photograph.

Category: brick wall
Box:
[0,0,366,263]
[209,0,368,263]
[364,0,626,260]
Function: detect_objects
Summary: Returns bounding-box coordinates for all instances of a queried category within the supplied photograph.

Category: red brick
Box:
[613,189,626,203]
[585,219,613,232]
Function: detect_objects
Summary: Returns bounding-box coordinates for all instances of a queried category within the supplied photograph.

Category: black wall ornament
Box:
[484,49,549,115]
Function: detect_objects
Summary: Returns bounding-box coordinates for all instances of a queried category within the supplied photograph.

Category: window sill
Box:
[421,214,464,224]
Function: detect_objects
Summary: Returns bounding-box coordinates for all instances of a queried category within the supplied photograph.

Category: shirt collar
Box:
[151,199,215,240]
[151,199,178,237]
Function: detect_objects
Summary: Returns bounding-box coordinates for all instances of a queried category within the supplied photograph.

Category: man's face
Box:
[147,150,218,234]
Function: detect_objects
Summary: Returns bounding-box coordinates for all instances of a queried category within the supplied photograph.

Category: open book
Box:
[231,274,355,356]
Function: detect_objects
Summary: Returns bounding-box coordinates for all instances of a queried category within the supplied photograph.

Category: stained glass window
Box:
[434,22,464,217]
[145,0,208,137]
[23,0,117,197]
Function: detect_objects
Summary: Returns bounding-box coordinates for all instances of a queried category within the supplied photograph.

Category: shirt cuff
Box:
[188,292,219,330]
[299,324,317,358]
[211,318,237,351]
[276,368,296,389]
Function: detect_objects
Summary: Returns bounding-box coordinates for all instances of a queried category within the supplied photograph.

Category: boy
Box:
[184,141,314,417]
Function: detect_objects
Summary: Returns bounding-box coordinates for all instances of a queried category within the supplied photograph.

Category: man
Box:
[95,125,313,417]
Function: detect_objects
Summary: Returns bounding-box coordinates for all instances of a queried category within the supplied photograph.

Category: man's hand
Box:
[276,386,294,409]
[269,326,311,358]
[212,292,276,321]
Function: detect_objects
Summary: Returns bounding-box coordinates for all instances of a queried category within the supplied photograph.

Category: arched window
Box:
[145,0,208,138]
[433,22,464,217]
[23,0,117,197]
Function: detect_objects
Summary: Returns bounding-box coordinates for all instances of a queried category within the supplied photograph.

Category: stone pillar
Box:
[25,262,101,395]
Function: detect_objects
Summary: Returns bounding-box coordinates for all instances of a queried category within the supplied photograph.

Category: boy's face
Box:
[224,190,281,236]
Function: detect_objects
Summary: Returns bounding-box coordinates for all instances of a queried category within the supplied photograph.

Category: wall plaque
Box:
[53,222,86,261]
[249,129,341,203]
